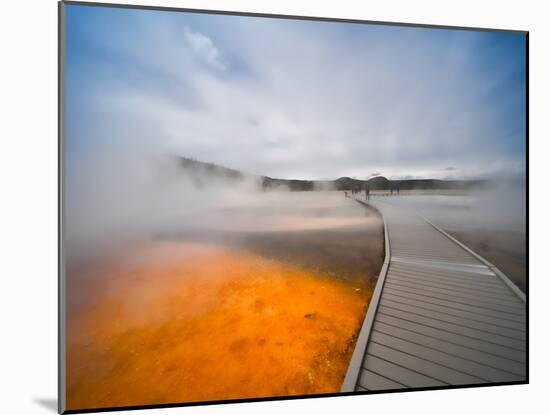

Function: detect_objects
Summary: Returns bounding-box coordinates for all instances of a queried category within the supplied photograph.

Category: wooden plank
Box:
[390,247,479,257]
[389,271,505,291]
[367,342,486,385]
[389,263,505,285]
[391,258,494,270]
[387,274,514,301]
[385,279,523,309]
[374,321,526,377]
[376,314,526,363]
[370,331,523,382]
[384,282,525,315]
[387,274,518,302]
[386,279,521,310]
[390,263,509,285]
[388,267,515,295]
[391,249,480,260]
[391,254,482,265]
[363,355,445,388]
[388,273,513,297]
[384,286,526,323]
[388,272,523,310]
[390,241,478,250]
[380,298,525,340]
[382,292,525,331]
[378,306,525,350]
[357,369,407,390]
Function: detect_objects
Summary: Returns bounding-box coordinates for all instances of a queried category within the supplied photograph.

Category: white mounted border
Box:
[421,215,526,303]
[340,201,390,392]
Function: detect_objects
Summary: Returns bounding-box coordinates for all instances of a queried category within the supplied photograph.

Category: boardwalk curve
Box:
[341,198,527,392]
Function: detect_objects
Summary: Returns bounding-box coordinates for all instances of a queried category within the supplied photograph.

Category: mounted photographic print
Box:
[59,1,528,413]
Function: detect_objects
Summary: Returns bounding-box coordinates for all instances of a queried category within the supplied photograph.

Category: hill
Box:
[175,156,487,191]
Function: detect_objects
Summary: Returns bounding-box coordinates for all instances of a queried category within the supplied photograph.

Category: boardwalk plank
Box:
[382,292,525,331]
[357,369,406,391]
[380,298,525,340]
[362,355,445,388]
[373,321,526,377]
[389,262,504,283]
[383,286,526,323]
[376,313,526,363]
[388,268,516,296]
[378,306,525,350]
[384,281,525,315]
[370,331,523,382]
[367,342,486,385]
[387,271,520,300]
[385,279,524,309]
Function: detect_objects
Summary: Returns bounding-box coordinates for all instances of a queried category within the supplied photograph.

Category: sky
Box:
[65,4,526,181]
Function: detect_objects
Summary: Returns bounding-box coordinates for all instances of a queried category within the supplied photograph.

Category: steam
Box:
[388,180,526,233]
[65,147,265,260]
[64,142,368,263]
[63,6,525,266]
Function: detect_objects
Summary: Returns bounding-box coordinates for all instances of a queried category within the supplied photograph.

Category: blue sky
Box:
[65,4,526,181]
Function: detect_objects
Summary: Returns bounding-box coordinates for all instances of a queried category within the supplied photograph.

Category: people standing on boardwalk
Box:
[365,183,370,201]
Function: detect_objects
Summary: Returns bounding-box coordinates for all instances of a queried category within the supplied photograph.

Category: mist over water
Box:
[65,150,259,261]
[385,184,526,233]
[64,159,385,409]
[64,147,380,265]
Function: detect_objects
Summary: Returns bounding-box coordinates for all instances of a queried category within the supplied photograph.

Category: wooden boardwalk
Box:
[341,198,527,392]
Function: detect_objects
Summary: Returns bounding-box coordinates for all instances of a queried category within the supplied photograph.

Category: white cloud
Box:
[183,26,226,71]
[71,14,525,182]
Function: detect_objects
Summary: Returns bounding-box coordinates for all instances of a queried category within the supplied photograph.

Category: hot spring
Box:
[66,191,384,409]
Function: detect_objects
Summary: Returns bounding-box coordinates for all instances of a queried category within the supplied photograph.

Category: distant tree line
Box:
[177,156,487,192]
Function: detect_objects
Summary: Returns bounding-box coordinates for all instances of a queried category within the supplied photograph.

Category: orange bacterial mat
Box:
[66,241,371,409]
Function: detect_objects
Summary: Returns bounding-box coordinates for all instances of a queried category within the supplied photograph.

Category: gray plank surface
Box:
[343,198,527,392]
[373,321,526,376]
[382,286,526,323]
[363,355,445,388]
[358,369,407,391]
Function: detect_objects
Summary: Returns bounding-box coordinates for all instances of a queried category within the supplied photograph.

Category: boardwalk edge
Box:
[341,200,391,392]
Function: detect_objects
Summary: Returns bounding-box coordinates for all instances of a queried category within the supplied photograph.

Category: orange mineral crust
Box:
[66,241,371,409]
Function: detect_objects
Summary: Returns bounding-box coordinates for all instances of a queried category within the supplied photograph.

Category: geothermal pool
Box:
[66,191,384,409]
